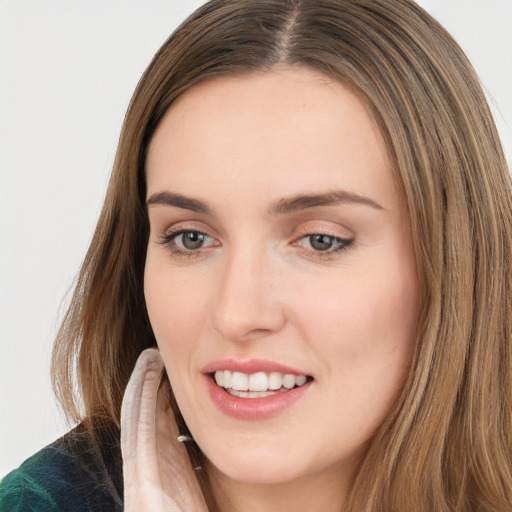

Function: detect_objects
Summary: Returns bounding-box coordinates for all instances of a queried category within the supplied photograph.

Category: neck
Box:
[206,462,354,512]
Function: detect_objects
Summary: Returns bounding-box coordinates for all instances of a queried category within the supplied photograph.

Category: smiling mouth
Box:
[212,370,313,398]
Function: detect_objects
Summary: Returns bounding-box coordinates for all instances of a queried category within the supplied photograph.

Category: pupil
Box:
[183,231,205,250]
[310,234,334,251]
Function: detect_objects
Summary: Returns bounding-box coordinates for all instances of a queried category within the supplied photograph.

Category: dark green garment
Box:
[0,425,123,512]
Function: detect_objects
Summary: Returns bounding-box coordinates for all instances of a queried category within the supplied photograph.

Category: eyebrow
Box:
[269,190,384,215]
[146,189,384,216]
[146,191,212,215]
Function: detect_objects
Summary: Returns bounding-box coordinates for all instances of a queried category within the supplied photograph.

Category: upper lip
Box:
[202,359,311,376]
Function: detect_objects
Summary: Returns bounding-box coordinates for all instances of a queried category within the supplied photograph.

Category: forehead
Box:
[146,67,398,212]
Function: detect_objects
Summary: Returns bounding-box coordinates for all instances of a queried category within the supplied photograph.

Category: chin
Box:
[204,446,312,485]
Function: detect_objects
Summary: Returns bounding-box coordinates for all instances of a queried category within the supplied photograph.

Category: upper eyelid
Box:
[165,225,209,235]
[154,218,354,242]
[158,221,217,238]
[293,223,354,239]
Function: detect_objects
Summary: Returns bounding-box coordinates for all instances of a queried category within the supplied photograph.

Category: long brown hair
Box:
[52,0,512,509]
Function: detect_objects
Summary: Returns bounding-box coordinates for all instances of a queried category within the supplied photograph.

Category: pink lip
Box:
[202,358,309,376]
[202,359,313,421]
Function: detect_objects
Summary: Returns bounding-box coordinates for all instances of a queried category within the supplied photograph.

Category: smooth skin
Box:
[143,67,419,512]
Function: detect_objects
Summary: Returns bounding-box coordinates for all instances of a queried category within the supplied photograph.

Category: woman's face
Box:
[144,67,419,488]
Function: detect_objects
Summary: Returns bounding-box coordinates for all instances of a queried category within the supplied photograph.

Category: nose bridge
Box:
[210,241,285,342]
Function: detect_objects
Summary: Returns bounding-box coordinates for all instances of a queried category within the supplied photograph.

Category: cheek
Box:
[144,261,209,374]
[292,260,418,408]
[298,270,417,350]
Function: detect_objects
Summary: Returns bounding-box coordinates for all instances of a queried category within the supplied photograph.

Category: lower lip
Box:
[205,375,312,420]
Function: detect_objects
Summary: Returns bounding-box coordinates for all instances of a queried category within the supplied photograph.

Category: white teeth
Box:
[249,372,268,392]
[296,375,307,386]
[213,370,309,393]
[231,371,249,391]
[227,389,279,398]
[282,374,296,389]
[214,371,223,387]
[268,372,282,390]
[223,370,232,388]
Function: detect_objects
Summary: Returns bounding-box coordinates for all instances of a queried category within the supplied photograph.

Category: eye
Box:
[158,229,218,255]
[309,234,337,251]
[298,233,354,255]
[176,231,210,250]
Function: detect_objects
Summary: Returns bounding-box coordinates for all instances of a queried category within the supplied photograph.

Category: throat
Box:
[205,459,351,512]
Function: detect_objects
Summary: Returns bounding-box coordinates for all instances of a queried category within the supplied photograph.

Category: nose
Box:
[209,245,287,343]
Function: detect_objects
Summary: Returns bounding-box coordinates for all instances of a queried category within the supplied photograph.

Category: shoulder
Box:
[0,424,123,512]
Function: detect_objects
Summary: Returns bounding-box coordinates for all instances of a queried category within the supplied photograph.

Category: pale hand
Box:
[121,348,209,512]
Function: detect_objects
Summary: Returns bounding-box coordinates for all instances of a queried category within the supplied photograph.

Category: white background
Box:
[1,0,511,478]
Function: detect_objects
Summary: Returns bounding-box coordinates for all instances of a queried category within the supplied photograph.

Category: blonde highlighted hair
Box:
[52,0,512,509]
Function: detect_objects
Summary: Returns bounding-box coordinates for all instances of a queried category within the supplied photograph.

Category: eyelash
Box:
[157,228,355,259]
[295,232,354,257]
[157,229,216,258]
